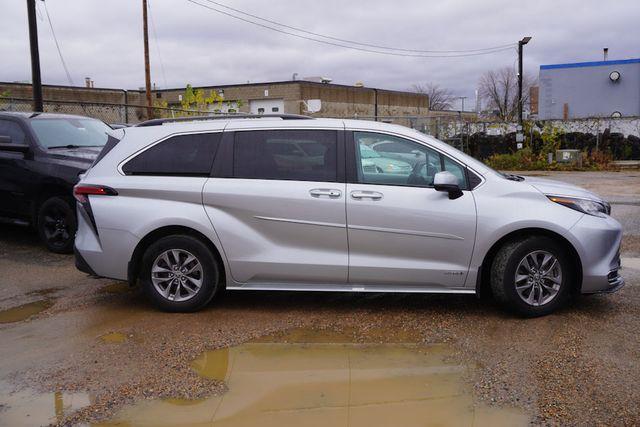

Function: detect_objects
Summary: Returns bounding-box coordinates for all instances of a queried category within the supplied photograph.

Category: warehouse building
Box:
[537,57,640,119]
[0,79,431,124]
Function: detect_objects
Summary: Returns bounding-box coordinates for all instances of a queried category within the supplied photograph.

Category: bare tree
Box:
[411,83,455,111]
[478,67,535,121]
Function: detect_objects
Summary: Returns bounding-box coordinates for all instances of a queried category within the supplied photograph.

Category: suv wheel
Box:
[491,236,573,317]
[37,197,76,254]
[141,235,220,312]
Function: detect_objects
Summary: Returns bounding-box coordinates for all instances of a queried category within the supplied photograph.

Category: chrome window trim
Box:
[116,129,225,176]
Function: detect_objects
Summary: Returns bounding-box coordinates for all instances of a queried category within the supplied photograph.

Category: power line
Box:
[199,0,515,54]
[184,0,515,58]
[41,0,74,85]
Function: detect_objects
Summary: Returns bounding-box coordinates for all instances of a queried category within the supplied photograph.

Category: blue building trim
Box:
[540,58,640,70]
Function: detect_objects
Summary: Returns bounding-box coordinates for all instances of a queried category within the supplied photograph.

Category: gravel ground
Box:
[0,171,639,426]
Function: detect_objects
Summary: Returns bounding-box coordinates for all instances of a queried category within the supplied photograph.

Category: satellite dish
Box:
[305,99,322,113]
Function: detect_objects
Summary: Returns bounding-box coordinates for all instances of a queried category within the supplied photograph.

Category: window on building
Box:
[233,130,337,182]
[272,107,279,112]
[257,108,265,114]
[122,133,221,176]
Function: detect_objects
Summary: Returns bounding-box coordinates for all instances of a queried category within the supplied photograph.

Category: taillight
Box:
[73,185,118,203]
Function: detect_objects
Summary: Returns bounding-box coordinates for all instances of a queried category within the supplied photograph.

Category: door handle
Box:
[309,188,342,198]
[351,190,383,200]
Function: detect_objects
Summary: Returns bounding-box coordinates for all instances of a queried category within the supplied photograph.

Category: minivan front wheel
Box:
[141,235,220,312]
[491,236,573,317]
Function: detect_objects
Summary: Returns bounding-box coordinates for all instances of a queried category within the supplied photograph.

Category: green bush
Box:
[485,148,612,171]
[486,148,548,170]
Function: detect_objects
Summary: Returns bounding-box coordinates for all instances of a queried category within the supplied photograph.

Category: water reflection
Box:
[103,341,528,426]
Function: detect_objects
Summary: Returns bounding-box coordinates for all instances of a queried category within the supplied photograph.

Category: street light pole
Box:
[516,36,531,148]
[517,36,532,126]
[458,96,467,112]
[26,0,43,112]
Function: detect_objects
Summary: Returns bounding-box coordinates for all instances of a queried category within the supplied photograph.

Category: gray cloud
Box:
[1,0,638,109]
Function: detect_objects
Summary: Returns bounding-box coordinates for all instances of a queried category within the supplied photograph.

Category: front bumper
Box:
[570,214,625,294]
[597,268,625,293]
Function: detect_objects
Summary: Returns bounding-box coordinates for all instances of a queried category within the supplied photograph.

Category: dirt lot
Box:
[0,171,639,426]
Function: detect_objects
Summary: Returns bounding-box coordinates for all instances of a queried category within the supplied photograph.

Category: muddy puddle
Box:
[100,283,132,295]
[0,299,52,324]
[99,332,128,344]
[0,382,90,426]
[98,329,528,427]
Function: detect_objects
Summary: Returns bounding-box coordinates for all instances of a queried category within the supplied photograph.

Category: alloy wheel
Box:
[151,249,203,302]
[514,250,562,306]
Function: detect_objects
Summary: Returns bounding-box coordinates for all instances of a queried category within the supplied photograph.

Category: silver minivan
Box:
[74,115,623,316]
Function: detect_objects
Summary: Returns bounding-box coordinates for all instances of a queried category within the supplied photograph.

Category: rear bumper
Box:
[74,202,138,281]
[74,245,98,276]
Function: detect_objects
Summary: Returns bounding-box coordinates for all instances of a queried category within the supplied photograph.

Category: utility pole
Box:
[142,0,153,119]
[26,0,43,112]
[517,36,531,148]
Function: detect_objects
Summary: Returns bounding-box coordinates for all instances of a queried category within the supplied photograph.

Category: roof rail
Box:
[135,113,313,127]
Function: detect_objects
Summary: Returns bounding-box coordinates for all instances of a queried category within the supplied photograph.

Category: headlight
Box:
[547,196,610,217]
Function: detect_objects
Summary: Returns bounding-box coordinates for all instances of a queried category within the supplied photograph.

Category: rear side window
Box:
[0,120,26,144]
[122,133,221,176]
[233,130,337,182]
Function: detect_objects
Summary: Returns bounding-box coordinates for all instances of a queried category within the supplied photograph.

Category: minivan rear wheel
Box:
[141,235,220,312]
[490,236,573,317]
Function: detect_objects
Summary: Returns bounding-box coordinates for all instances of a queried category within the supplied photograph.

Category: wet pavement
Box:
[0,171,639,426]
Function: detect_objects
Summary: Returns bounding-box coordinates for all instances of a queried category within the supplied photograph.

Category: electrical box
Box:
[556,149,582,167]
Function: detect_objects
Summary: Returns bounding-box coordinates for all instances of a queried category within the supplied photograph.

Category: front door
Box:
[202,129,348,286]
[0,119,32,218]
[346,131,476,289]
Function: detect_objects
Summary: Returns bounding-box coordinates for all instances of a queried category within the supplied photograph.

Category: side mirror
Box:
[434,171,463,199]
[0,136,30,156]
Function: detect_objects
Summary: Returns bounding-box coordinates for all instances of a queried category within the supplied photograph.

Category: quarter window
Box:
[122,133,221,176]
[233,130,337,182]
[0,120,26,145]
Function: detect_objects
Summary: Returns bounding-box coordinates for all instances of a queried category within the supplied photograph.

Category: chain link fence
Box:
[2,97,638,160]
[0,97,217,125]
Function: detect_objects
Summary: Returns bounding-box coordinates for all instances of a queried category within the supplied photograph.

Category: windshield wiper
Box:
[48,145,102,149]
[48,144,81,149]
[501,173,525,182]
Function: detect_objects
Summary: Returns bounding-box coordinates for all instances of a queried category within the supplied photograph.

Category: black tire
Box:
[140,235,220,312]
[490,236,574,317]
[37,196,76,254]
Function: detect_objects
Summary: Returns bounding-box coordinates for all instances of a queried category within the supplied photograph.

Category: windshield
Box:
[30,117,113,148]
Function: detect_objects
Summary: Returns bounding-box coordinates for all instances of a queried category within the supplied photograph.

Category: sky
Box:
[1,0,639,110]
